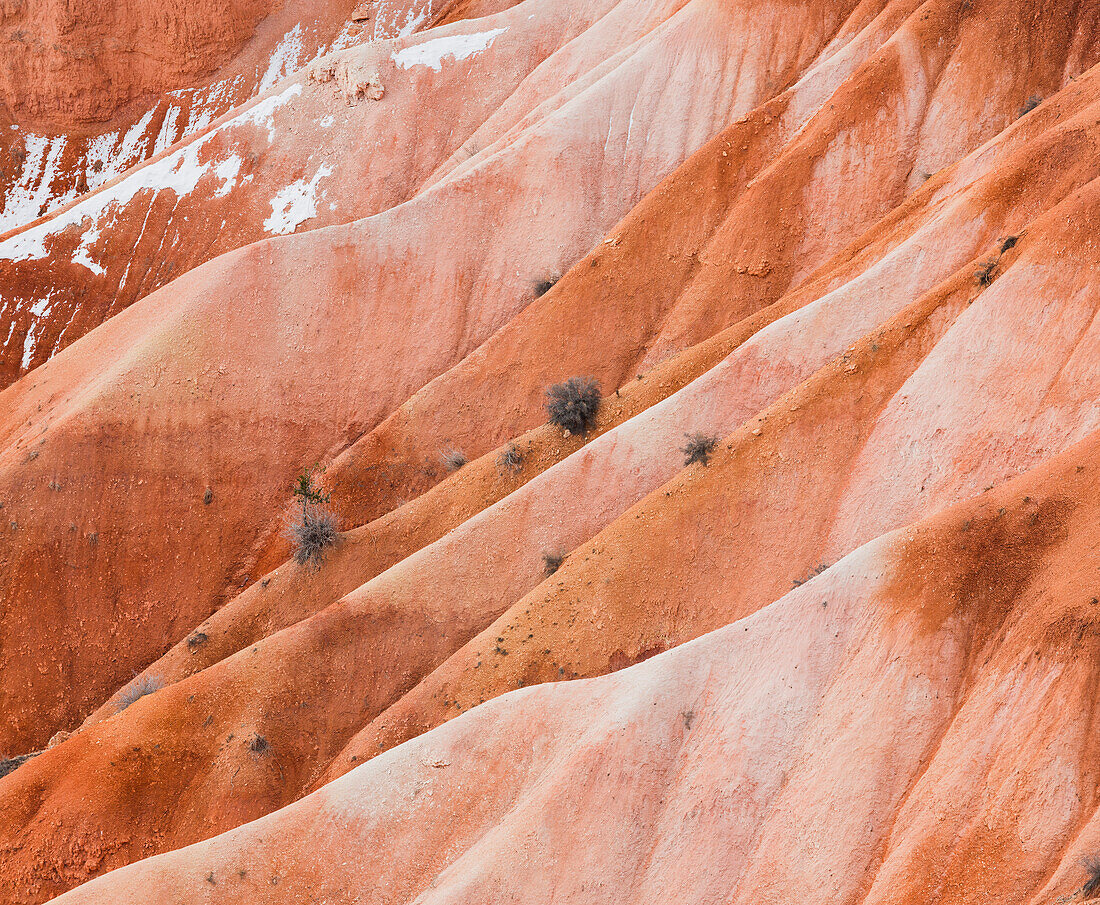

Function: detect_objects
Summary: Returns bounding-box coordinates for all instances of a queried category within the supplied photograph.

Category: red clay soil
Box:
[0,0,274,127]
[0,0,882,756]
[39,431,1100,905]
[0,0,501,382]
[2,0,1100,903]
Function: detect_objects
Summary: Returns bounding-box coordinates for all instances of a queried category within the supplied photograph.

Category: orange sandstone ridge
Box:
[1,0,1100,903]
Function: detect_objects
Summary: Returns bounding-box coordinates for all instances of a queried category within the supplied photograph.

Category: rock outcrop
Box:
[1,0,1100,903]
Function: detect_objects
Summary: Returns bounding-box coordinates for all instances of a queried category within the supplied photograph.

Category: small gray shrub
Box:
[546,377,601,436]
[497,444,523,474]
[441,447,468,472]
[117,675,165,712]
[680,433,719,467]
[289,509,339,568]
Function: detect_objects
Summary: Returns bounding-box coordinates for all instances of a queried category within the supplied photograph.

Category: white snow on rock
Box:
[71,226,105,276]
[371,0,433,40]
[0,7,398,237]
[214,156,243,197]
[115,109,157,171]
[263,164,333,235]
[20,293,53,370]
[259,23,306,94]
[153,106,182,156]
[0,83,302,271]
[397,8,429,37]
[392,27,507,71]
[0,135,66,233]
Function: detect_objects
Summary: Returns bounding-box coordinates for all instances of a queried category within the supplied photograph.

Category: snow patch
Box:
[153,106,182,156]
[370,0,433,40]
[171,75,246,142]
[71,226,104,276]
[263,164,333,235]
[85,132,119,183]
[392,27,506,72]
[186,107,215,138]
[0,83,302,270]
[259,23,306,94]
[239,82,305,142]
[21,324,38,369]
[0,135,67,232]
[117,109,156,166]
[214,157,242,197]
[397,8,429,36]
[21,293,53,370]
[81,107,161,196]
[329,23,361,52]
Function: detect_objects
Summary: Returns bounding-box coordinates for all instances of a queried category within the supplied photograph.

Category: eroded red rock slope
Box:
[2,0,1100,903]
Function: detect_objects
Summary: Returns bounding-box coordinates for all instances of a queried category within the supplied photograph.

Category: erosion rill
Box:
[2,1,1100,903]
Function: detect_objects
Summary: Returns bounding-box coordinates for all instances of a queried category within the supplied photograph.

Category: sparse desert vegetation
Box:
[680,433,719,466]
[116,675,164,712]
[441,446,468,472]
[497,443,523,474]
[546,376,601,437]
[542,549,565,575]
[287,466,338,568]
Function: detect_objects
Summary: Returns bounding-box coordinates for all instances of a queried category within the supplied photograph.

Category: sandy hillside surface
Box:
[1,0,1100,903]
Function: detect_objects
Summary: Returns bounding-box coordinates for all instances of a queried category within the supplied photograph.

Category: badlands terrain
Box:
[1,0,1100,901]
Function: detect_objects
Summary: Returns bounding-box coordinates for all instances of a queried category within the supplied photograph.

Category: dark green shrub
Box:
[288,466,338,568]
[291,465,329,510]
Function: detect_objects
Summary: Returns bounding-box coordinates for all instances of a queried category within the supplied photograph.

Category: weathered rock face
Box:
[0,0,273,126]
[2,0,1100,903]
[0,0,460,341]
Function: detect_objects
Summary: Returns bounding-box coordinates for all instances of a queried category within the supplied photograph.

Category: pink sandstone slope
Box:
[0,0,880,756]
[0,0,518,385]
[43,431,1100,905]
[0,0,1098,903]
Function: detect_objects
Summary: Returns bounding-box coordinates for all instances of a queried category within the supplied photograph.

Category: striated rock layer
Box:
[0,0,1099,903]
[0,0,506,376]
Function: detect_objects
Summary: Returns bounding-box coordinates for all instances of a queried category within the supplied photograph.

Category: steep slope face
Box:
[41,434,1100,905]
[0,0,823,386]
[0,0,871,758]
[0,0,273,126]
[303,0,1100,531]
[1,0,1100,903]
[7,108,1100,898]
[0,0,467,358]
